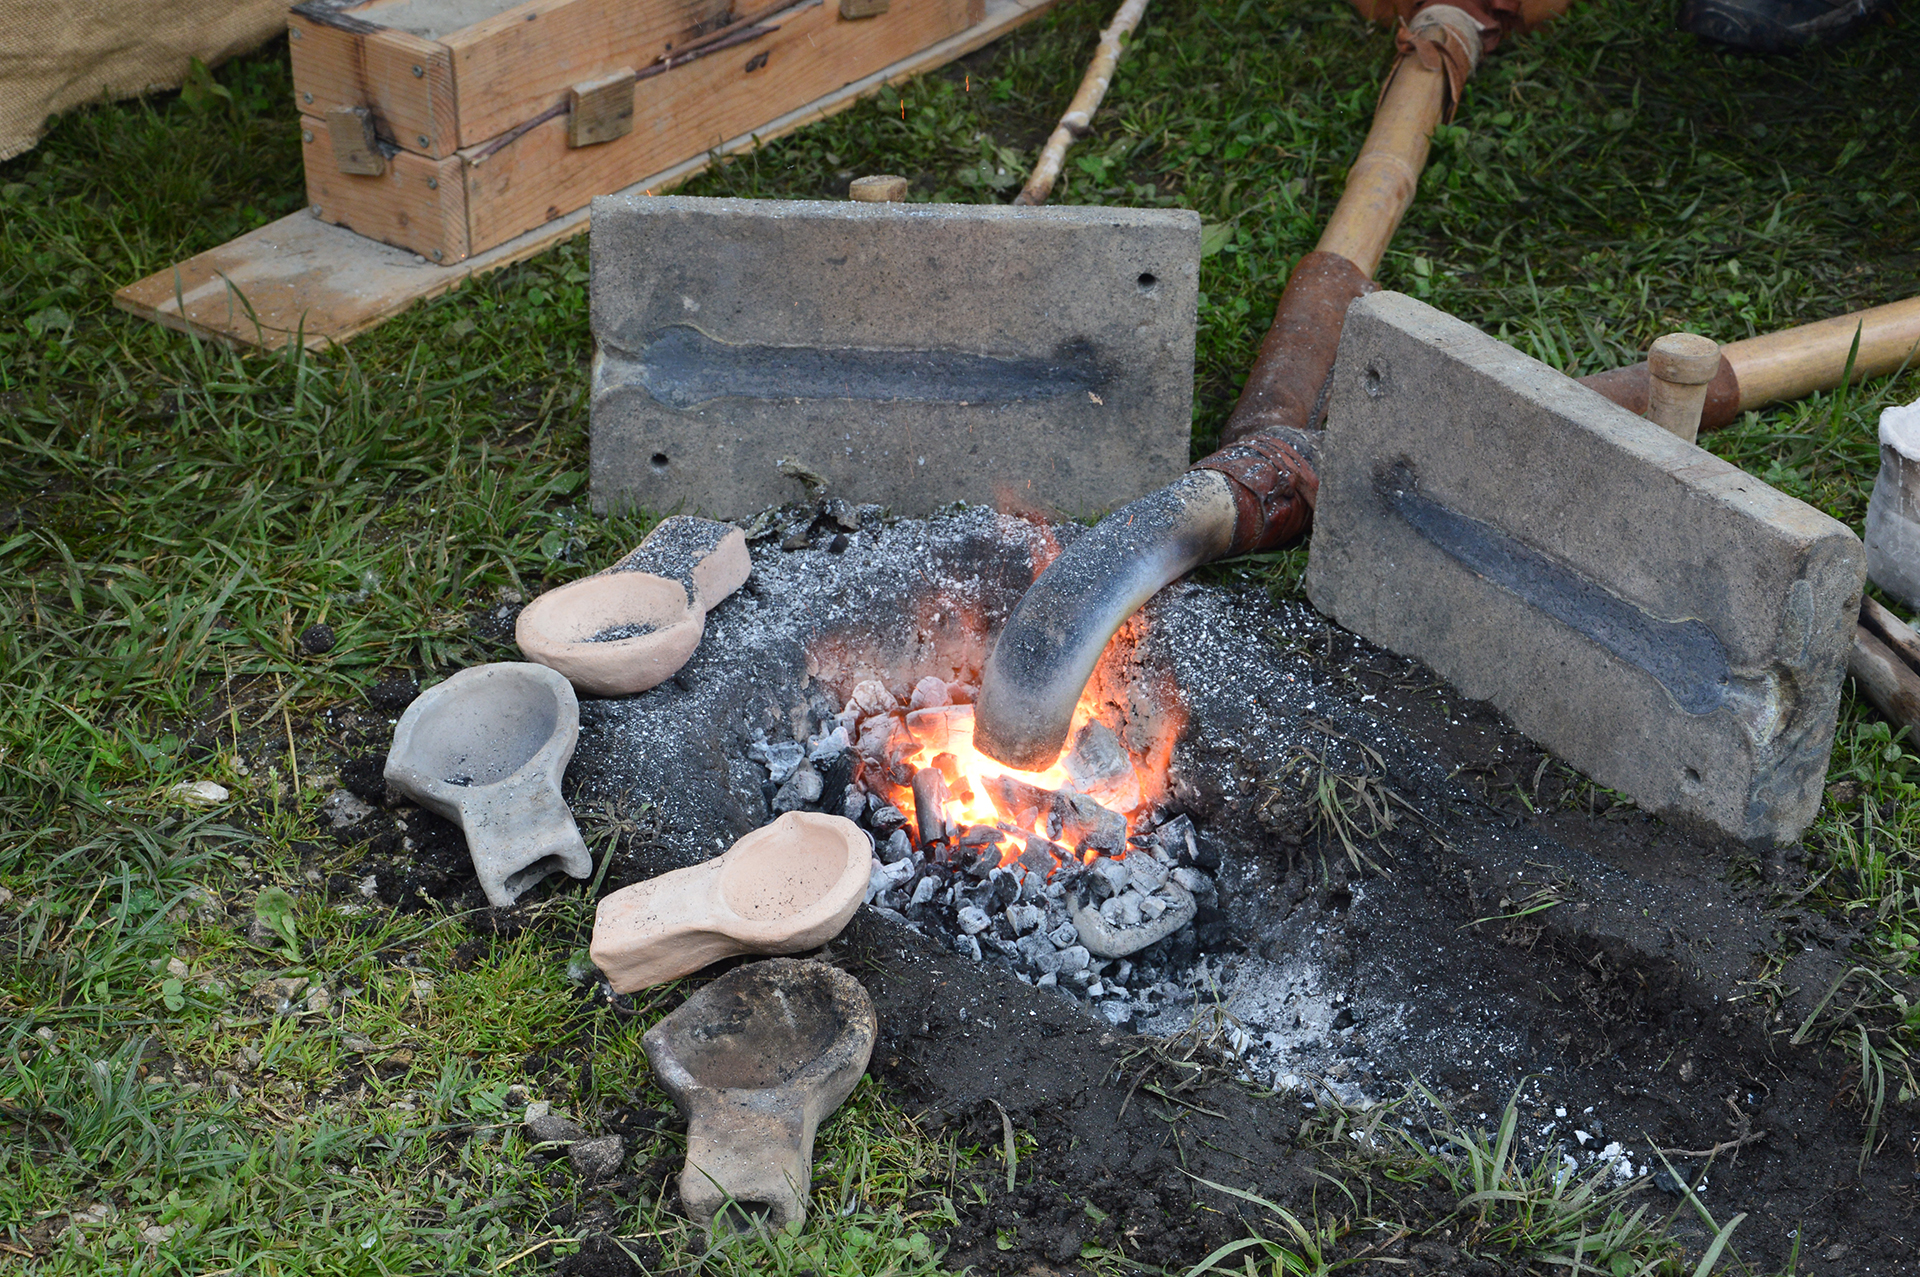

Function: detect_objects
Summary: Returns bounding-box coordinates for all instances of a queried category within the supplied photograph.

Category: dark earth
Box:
[300,505,1918,1276]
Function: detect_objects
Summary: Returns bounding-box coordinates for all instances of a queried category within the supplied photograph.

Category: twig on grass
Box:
[490,1236,582,1271]
[1013,0,1151,205]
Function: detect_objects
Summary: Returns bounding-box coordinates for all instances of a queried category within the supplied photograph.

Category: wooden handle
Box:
[1850,624,1920,740]
[1644,332,1720,444]
[1724,295,1920,410]
[1314,58,1448,276]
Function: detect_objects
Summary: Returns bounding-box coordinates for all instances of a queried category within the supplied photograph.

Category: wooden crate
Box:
[290,0,981,262]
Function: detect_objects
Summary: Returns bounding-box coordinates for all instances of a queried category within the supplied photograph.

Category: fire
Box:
[880,691,1143,874]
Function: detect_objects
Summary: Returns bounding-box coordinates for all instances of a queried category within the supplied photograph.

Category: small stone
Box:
[342,1034,376,1052]
[526,1111,589,1145]
[321,789,376,830]
[298,623,337,655]
[568,1134,627,1180]
[141,1223,177,1245]
[165,957,189,979]
[0,886,12,908]
[305,986,332,1015]
[173,780,229,807]
[956,906,992,935]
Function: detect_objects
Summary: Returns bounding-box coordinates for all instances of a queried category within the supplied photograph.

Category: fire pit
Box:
[562,500,1465,1096]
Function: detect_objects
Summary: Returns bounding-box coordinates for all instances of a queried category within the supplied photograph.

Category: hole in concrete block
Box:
[1136,272,1158,291]
[1684,766,1702,784]
[650,452,670,470]
[1363,365,1386,398]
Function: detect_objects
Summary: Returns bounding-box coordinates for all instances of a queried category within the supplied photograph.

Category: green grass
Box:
[1,0,1916,1271]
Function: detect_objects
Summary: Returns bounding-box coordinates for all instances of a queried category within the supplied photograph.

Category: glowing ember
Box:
[866,683,1142,875]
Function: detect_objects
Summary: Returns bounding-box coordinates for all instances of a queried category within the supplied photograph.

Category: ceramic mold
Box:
[384,662,593,907]
[589,811,870,992]
[516,516,750,696]
[643,958,877,1233]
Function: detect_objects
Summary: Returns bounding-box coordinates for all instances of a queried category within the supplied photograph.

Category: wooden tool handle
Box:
[1644,332,1720,444]
[1725,295,1920,410]
[1314,57,1448,277]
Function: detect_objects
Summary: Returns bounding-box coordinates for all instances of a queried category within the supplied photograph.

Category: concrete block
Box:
[589,194,1199,520]
[1305,293,1864,844]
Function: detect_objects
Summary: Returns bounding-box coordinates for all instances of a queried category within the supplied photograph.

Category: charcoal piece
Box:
[849,678,897,716]
[983,773,1049,828]
[909,875,937,906]
[840,788,866,821]
[1126,854,1169,892]
[992,873,1019,907]
[870,805,907,833]
[955,934,982,962]
[959,825,1004,848]
[908,674,951,710]
[911,768,951,845]
[1016,837,1058,879]
[878,829,913,864]
[1061,720,1142,813]
[956,905,991,935]
[930,751,961,786]
[1057,792,1126,855]
[943,680,975,705]
[904,704,971,753]
[1155,814,1198,863]
[808,727,851,761]
[818,751,858,803]
[750,739,805,784]
[299,623,337,655]
[773,762,822,812]
[824,497,860,531]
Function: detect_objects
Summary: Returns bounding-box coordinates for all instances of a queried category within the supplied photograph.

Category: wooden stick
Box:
[1314,56,1449,276]
[1862,596,1920,672]
[1012,0,1151,206]
[1850,621,1920,740]
[1644,331,1720,444]
[1724,295,1920,411]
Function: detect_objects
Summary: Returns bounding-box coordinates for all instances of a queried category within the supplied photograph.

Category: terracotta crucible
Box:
[644,958,877,1233]
[516,517,750,697]
[589,812,871,992]
[384,662,593,908]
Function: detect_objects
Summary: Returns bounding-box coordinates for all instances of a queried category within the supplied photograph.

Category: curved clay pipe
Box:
[976,13,1471,769]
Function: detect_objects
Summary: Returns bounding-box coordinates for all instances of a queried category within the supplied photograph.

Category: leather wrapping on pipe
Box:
[1222,251,1380,446]
[1578,358,1743,434]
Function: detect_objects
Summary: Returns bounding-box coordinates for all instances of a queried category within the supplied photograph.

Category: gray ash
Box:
[585,622,658,643]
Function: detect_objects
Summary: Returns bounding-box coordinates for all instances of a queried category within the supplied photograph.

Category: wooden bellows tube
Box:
[1644,332,1721,444]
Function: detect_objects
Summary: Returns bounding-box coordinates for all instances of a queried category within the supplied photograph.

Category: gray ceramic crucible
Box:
[644,958,877,1234]
[384,662,593,908]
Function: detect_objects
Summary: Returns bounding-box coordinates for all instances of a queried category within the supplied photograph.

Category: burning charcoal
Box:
[904,704,971,753]
[749,740,805,784]
[879,829,912,863]
[1006,904,1043,935]
[1088,857,1130,900]
[870,805,907,833]
[1014,837,1056,879]
[959,826,1004,851]
[808,726,850,761]
[1125,855,1168,892]
[1055,944,1091,974]
[955,934,982,962]
[908,675,951,710]
[773,763,823,812]
[850,679,897,717]
[856,714,902,762]
[910,875,937,907]
[911,768,951,845]
[983,773,1048,828]
[1062,720,1143,814]
[1056,792,1126,856]
[944,680,975,705]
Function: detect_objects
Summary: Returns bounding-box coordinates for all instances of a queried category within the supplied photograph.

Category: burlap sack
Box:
[0,0,294,161]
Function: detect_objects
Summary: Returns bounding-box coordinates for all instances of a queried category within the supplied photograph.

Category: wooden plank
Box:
[289,5,460,158]
[115,0,1057,351]
[303,114,469,261]
[461,0,981,255]
[568,70,637,148]
[443,0,740,149]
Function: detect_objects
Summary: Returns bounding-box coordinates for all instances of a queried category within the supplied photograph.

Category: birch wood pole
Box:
[1012,0,1152,206]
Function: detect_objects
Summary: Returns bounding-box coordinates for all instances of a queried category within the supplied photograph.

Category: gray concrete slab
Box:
[1305,293,1864,845]
[589,194,1199,520]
